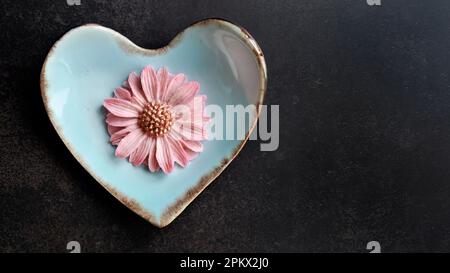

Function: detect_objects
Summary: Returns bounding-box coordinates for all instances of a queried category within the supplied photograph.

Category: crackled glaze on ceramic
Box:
[41,19,267,227]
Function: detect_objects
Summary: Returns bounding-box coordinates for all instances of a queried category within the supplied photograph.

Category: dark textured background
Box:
[1,0,450,252]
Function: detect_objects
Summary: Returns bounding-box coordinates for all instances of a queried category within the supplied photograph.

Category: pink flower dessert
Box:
[104,66,209,174]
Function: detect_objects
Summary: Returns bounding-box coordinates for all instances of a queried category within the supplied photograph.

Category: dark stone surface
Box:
[1,0,450,252]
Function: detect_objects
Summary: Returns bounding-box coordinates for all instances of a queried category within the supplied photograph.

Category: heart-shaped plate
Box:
[40,19,267,227]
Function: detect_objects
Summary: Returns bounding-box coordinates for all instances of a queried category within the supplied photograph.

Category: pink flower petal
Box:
[168,130,204,151]
[157,67,170,101]
[172,131,200,160]
[130,97,144,107]
[163,73,186,102]
[128,72,146,106]
[176,95,208,124]
[182,140,203,153]
[167,73,175,83]
[116,129,146,158]
[184,149,199,160]
[156,137,174,173]
[107,125,120,135]
[148,138,159,172]
[129,137,153,166]
[187,95,207,117]
[106,115,137,127]
[167,81,199,106]
[173,120,206,141]
[167,135,189,167]
[110,124,139,145]
[114,87,131,101]
[141,66,158,101]
[104,98,141,118]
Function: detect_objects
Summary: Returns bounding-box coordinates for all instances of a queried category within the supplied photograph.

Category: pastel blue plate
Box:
[40,19,267,227]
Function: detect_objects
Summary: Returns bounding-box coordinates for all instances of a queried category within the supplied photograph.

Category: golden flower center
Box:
[138,102,173,137]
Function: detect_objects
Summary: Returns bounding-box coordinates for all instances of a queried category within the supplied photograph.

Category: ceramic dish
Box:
[40,19,267,227]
